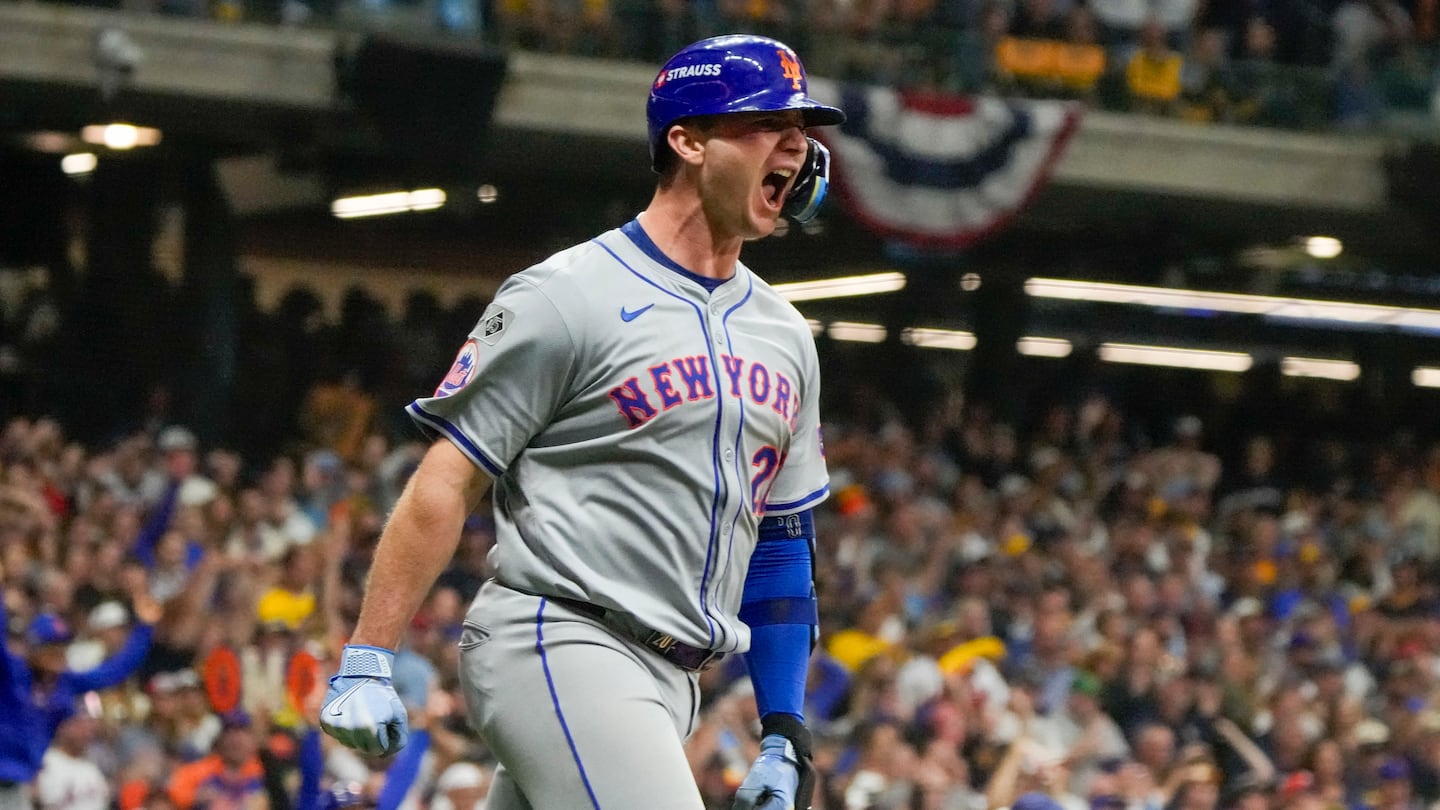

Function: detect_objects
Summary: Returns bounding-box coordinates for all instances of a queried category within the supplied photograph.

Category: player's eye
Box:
[754,115,800,131]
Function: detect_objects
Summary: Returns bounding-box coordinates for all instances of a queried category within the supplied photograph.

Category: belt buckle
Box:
[646,630,679,653]
[644,630,722,672]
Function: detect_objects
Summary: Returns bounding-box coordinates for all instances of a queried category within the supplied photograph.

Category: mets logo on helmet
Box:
[777,49,803,90]
[436,339,479,397]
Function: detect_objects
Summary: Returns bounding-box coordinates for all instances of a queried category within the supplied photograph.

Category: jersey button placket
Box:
[709,302,724,343]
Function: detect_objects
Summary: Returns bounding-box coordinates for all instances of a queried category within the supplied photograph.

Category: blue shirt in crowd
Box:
[0,595,153,783]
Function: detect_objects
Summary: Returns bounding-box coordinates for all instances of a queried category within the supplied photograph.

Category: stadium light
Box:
[774,272,906,302]
[1024,278,1440,333]
[61,153,97,177]
[1016,336,1073,357]
[331,188,447,219]
[1098,342,1253,372]
[1281,356,1360,381]
[25,131,75,153]
[827,322,887,343]
[901,327,976,351]
[1414,367,1440,388]
[80,123,161,150]
[1303,236,1343,259]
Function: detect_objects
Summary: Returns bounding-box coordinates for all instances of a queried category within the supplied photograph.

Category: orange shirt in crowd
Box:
[166,755,265,810]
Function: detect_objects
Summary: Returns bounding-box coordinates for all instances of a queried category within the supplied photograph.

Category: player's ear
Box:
[667,122,706,168]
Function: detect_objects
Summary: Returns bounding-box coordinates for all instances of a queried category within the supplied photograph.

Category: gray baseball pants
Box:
[458,580,706,810]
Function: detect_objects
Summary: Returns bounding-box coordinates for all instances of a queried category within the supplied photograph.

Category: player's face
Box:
[695,110,808,240]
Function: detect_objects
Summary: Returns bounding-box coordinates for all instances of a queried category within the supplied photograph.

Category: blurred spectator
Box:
[0,565,160,806]
[66,600,131,671]
[35,713,108,810]
[298,374,375,466]
[954,0,1012,90]
[158,427,219,510]
[1057,7,1109,98]
[1333,0,1414,125]
[1031,670,1130,795]
[1333,0,1413,68]
[1142,415,1223,500]
[1180,26,1240,119]
[164,712,265,809]
[430,761,491,810]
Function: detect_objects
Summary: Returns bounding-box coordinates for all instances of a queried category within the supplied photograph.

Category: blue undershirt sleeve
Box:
[740,510,817,722]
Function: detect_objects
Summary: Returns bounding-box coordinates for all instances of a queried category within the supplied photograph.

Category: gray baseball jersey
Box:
[408,217,830,655]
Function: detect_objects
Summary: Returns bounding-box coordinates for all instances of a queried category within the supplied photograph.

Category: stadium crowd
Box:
[14,0,1436,130]
[2,315,1440,809]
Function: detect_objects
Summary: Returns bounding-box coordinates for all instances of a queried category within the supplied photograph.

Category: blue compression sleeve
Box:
[741,510,817,721]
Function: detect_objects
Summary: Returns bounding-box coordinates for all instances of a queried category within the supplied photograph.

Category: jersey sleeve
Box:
[407,275,577,477]
[764,335,829,515]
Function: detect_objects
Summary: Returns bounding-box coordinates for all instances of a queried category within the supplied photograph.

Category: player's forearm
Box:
[351,444,490,650]
[352,488,469,649]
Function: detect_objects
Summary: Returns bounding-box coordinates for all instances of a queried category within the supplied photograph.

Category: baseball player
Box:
[321,34,844,810]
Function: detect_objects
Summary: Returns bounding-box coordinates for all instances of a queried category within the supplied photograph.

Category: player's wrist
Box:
[758,734,797,762]
[759,713,812,761]
[760,712,817,808]
[337,644,397,679]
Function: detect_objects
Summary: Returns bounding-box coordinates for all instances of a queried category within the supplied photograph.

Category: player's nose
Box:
[776,124,806,154]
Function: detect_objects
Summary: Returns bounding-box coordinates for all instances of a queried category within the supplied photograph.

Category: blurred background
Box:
[6,0,1440,807]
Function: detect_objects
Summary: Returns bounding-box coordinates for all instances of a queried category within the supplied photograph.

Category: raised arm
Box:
[67,590,162,693]
[131,481,181,569]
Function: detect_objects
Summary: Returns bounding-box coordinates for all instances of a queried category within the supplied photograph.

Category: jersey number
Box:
[750,445,787,516]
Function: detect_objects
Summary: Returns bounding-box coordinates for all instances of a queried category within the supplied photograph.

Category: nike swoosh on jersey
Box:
[620,304,655,322]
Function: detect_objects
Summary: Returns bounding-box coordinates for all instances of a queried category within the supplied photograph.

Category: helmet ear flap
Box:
[783,138,832,223]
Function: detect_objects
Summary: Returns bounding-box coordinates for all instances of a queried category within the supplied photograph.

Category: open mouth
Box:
[761,168,794,209]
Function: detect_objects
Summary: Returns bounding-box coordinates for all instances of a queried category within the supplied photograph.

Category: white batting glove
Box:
[320,644,410,756]
[733,735,800,810]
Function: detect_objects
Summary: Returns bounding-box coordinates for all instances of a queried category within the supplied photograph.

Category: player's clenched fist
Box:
[320,645,409,756]
[732,734,801,810]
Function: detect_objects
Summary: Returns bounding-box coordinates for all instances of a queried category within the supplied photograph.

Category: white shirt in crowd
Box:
[36,748,110,810]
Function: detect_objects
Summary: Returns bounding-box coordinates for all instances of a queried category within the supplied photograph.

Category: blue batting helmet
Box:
[647,34,846,172]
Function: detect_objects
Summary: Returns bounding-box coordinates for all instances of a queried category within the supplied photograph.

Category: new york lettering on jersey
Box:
[606,352,800,432]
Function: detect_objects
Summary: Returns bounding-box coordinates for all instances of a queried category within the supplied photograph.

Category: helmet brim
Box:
[799,102,846,128]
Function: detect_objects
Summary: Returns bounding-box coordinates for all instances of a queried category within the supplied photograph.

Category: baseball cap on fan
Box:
[87,601,130,633]
[158,426,198,453]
